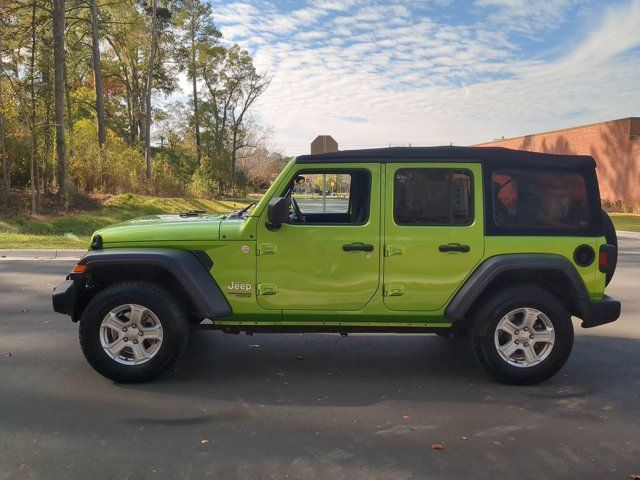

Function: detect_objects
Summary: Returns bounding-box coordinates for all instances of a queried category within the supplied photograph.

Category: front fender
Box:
[52,248,232,320]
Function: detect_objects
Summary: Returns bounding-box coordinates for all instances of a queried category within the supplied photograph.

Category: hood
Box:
[94,213,224,244]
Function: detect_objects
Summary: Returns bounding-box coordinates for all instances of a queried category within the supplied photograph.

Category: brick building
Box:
[478,117,640,207]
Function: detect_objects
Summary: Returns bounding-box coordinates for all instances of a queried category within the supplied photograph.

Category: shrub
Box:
[68,119,146,194]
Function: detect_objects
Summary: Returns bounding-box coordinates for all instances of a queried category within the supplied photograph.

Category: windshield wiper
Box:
[179,210,206,217]
[228,202,257,218]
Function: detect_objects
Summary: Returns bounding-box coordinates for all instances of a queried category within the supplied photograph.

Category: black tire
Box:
[79,281,189,383]
[601,210,617,286]
[471,285,573,385]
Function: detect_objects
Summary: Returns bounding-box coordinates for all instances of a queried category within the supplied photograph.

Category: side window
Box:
[288,170,371,225]
[394,169,473,226]
[292,173,351,214]
[492,169,592,230]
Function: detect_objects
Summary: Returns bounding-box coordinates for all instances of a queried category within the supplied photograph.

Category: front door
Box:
[383,163,484,311]
[256,164,381,311]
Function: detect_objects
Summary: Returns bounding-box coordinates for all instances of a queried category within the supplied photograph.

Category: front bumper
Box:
[580,295,621,328]
[52,278,78,317]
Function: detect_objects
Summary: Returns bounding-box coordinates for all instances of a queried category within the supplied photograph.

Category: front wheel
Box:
[79,281,189,383]
[471,286,574,385]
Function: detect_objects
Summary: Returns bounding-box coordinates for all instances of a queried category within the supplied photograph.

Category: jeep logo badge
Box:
[227,283,252,297]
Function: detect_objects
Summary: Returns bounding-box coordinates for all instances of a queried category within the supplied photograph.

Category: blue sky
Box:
[204,0,640,155]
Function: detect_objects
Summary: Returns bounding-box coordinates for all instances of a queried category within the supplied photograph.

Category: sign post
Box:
[310,136,338,213]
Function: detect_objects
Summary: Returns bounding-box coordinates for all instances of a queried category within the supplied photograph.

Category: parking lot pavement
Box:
[1,240,639,480]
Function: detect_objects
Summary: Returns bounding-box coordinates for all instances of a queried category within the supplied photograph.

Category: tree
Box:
[226,46,270,189]
[29,0,39,213]
[0,92,8,209]
[0,0,273,205]
[0,18,10,208]
[51,0,67,201]
[88,0,106,148]
[174,0,220,167]
[199,44,269,191]
[143,0,158,181]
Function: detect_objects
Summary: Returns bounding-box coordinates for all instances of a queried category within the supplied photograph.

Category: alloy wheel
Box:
[99,304,163,365]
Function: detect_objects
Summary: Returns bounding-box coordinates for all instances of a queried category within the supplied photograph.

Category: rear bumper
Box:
[52,279,77,317]
[580,295,621,328]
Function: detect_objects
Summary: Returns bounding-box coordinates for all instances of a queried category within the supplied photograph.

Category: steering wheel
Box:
[291,197,305,223]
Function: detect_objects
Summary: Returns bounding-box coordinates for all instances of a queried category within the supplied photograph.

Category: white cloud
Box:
[206,0,640,154]
[474,0,584,33]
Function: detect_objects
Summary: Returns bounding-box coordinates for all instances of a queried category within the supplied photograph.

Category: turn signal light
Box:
[72,264,88,273]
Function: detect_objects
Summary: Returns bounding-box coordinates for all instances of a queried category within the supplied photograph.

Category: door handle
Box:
[439,243,470,253]
[343,243,374,252]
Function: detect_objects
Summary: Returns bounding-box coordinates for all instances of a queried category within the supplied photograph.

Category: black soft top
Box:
[296,146,596,170]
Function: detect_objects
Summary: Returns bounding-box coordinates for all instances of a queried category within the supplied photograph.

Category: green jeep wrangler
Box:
[52,147,621,385]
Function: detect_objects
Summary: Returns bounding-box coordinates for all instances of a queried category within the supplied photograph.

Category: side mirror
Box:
[267,197,291,230]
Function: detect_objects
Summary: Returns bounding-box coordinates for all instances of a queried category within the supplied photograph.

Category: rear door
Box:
[383,163,484,311]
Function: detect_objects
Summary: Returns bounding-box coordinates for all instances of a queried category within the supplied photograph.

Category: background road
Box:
[1,239,639,479]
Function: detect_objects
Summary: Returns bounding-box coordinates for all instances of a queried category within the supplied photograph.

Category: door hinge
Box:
[383,284,405,297]
[257,283,278,296]
[257,243,277,256]
[384,244,405,257]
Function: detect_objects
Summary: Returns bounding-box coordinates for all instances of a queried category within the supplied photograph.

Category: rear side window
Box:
[394,169,473,226]
[491,169,592,231]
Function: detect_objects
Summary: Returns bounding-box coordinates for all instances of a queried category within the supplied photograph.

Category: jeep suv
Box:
[52,146,621,384]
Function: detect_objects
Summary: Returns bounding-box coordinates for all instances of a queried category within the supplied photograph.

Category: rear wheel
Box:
[79,282,189,383]
[471,285,573,385]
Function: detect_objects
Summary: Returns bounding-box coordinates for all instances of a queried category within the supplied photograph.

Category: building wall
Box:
[479,118,640,207]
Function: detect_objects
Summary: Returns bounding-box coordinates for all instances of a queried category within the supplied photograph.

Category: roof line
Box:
[476,117,640,145]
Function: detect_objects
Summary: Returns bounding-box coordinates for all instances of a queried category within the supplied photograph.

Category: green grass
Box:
[0,193,252,249]
[610,213,640,232]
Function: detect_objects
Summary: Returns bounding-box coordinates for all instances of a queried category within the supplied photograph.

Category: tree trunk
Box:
[190,20,201,166]
[29,0,38,214]
[143,0,158,181]
[51,0,67,201]
[43,88,53,194]
[41,30,54,195]
[64,61,73,153]
[0,94,8,209]
[89,0,106,147]
[231,128,237,190]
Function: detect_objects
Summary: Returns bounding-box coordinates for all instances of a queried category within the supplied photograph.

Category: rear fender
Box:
[445,254,590,322]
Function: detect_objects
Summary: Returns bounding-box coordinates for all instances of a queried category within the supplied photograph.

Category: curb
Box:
[0,249,86,261]
[616,230,640,240]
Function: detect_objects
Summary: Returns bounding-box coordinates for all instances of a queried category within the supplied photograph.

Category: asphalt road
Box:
[1,240,639,480]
